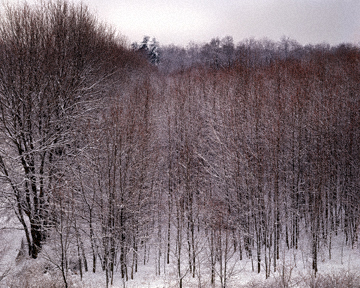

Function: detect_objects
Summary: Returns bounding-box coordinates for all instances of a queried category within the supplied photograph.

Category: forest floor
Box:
[1,212,360,288]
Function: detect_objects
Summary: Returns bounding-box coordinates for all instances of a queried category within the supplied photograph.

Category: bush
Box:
[306,270,360,288]
[241,270,360,288]
[5,259,84,288]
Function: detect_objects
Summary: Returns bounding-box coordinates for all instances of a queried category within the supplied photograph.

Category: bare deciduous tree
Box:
[0,0,137,259]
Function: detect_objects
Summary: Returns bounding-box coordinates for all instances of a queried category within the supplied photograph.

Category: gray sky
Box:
[3,0,360,46]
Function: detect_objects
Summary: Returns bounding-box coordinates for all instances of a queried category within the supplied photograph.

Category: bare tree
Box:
[0,0,137,259]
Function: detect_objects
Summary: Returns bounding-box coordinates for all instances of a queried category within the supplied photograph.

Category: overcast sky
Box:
[4,0,360,47]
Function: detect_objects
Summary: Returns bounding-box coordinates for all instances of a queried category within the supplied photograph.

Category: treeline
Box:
[0,1,359,287]
[157,36,352,73]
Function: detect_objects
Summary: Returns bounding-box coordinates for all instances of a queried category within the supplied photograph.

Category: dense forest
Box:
[0,1,359,287]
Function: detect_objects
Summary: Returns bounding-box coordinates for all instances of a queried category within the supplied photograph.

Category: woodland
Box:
[0,1,359,287]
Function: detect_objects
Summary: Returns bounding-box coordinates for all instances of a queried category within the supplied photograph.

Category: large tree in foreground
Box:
[0,0,136,259]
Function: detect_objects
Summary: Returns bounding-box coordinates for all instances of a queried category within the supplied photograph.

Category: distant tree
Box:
[133,36,160,65]
[221,36,235,67]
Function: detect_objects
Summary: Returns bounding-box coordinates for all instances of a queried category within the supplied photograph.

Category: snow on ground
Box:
[1,212,360,288]
[77,237,360,288]
[0,210,24,281]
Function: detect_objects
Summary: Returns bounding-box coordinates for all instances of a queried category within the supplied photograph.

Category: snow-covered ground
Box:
[74,243,360,288]
[1,211,360,288]
[0,210,24,281]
